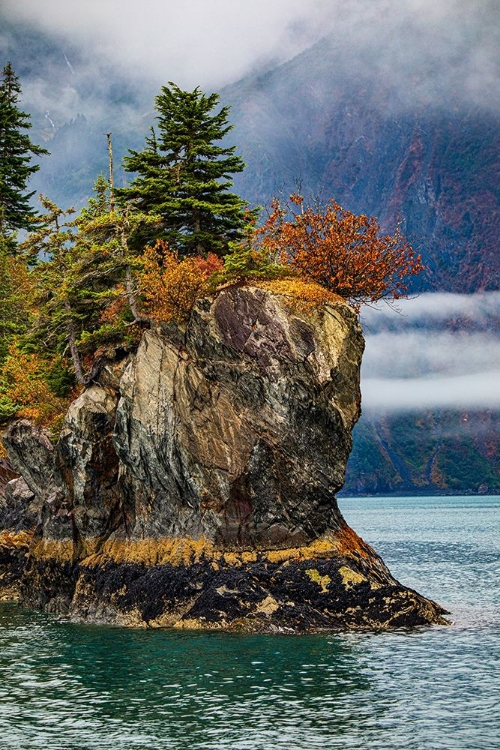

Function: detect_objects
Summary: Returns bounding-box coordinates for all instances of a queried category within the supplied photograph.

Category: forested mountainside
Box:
[343,411,500,496]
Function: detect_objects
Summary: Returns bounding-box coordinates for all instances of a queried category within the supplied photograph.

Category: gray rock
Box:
[57,384,121,541]
[0,478,38,532]
[113,287,364,547]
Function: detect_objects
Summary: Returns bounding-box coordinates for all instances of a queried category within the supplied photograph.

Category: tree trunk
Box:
[106,133,115,214]
[64,301,86,386]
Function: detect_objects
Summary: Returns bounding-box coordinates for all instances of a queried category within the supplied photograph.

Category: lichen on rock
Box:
[0,285,448,631]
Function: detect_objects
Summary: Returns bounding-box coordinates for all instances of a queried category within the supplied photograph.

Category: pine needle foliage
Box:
[120,83,251,257]
[0,63,48,248]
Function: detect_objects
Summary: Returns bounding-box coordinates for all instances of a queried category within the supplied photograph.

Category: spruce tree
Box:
[19,177,159,386]
[0,63,49,247]
[119,82,249,256]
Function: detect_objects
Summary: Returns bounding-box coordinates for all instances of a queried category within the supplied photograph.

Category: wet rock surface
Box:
[1,286,448,630]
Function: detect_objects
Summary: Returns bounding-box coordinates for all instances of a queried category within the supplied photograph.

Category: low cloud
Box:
[1,0,329,91]
[363,331,500,379]
[362,372,500,411]
[361,293,500,412]
[362,292,500,329]
[2,0,500,114]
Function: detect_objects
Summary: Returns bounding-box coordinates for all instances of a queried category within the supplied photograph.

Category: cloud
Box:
[362,331,500,379]
[1,0,329,91]
[361,292,500,330]
[362,372,500,411]
[360,293,500,412]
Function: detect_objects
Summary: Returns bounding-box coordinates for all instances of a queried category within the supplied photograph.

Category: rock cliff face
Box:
[1,286,447,631]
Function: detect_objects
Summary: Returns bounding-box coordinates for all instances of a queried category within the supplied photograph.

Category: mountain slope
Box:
[224,38,500,293]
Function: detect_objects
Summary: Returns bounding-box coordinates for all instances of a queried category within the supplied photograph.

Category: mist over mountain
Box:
[344,293,500,495]
[225,36,500,294]
[0,19,153,208]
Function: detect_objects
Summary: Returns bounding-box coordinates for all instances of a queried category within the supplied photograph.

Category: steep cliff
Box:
[1,286,447,631]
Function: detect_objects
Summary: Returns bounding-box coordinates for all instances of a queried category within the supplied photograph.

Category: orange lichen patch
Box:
[83,535,344,568]
[222,550,258,566]
[0,530,33,549]
[338,566,366,589]
[305,568,332,592]
[78,538,103,559]
[256,278,345,313]
[255,595,280,615]
[27,529,374,569]
[263,536,341,564]
[85,536,220,568]
[147,607,199,628]
[265,547,297,564]
[332,523,377,560]
[30,538,74,562]
[173,618,228,631]
[0,585,20,601]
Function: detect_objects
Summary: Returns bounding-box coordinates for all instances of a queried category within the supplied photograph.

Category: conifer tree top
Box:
[0,62,49,246]
[119,82,249,257]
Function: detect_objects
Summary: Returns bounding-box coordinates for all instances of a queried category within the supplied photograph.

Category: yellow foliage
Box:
[138,240,223,324]
[0,345,72,435]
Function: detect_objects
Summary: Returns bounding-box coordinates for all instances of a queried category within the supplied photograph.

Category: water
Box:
[1,495,499,750]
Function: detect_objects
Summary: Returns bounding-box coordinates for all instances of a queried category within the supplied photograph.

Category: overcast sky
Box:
[2,0,499,105]
[1,0,499,146]
[1,0,331,90]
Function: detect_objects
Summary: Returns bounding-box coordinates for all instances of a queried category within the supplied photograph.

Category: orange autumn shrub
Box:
[98,286,130,324]
[139,240,223,323]
[0,345,72,435]
[255,194,424,310]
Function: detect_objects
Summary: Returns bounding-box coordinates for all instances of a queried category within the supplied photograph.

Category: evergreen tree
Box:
[0,245,32,362]
[19,196,88,383]
[119,82,249,256]
[75,168,160,324]
[19,178,159,386]
[0,63,49,247]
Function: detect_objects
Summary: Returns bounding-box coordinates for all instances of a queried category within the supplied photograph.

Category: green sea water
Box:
[1,495,499,750]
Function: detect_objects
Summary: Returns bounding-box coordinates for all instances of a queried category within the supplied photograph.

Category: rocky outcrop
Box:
[0,286,448,630]
[0,460,38,599]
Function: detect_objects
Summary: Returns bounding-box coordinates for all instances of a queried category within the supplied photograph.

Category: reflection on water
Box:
[1,496,499,750]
